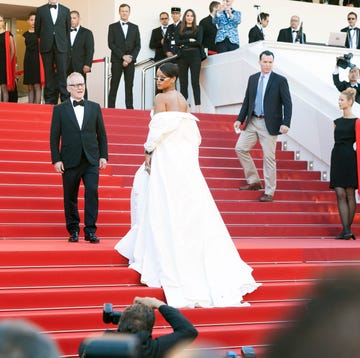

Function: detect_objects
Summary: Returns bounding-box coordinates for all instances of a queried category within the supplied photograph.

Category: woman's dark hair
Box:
[179,9,198,34]
[28,11,36,19]
[159,63,179,79]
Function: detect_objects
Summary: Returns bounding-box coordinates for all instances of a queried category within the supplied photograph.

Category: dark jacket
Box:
[149,26,167,62]
[108,21,141,63]
[69,25,94,72]
[333,73,360,103]
[35,3,71,53]
[237,71,292,135]
[199,15,217,52]
[277,27,306,44]
[248,25,264,43]
[50,99,108,169]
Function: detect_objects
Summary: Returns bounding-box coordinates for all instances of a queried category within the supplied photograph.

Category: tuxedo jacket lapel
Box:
[64,100,81,130]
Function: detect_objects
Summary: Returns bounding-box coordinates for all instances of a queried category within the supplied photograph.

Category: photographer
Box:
[80,297,198,358]
[332,61,360,104]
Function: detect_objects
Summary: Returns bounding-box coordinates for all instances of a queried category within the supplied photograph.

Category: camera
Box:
[337,53,356,69]
[103,303,122,325]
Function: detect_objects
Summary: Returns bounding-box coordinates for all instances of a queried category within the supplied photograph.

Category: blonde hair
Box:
[342,87,356,105]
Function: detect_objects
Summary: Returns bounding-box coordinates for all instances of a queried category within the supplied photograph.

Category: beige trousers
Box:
[235,117,278,196]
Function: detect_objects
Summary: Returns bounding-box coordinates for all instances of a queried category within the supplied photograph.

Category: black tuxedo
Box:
[341,27,360,49]
[277,27,306,44]
[35,3,71,104]
[237,72,292,135]
[108,21,141,108]
[248,25,264,43]
[333,73,360,104]
[68,26,95,98]
[199,15,217,52]
[149,26,167,62]
[50,99,108,235]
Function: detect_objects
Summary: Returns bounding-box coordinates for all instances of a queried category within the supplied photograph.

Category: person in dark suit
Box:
[341,12,360,49]
[333,65,360,104]
[79,297,198,358]
[68,10,94,99]
[248,12,269,44]
[277,15,306,44]
[149,12,169,62]
[50,72,108,243]
[35,0,70,104]
[107,3,141,109]
[234,50,292,202]
[163,7,182,58]
[199,1,220,55]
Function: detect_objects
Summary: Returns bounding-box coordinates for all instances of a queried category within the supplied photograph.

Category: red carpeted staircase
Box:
[1,102,360,357]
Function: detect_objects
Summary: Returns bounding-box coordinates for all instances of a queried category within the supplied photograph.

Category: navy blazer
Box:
[50,99,108,169]
[108,21,141,63]
[70,26,95,71]
[35,3,70,53]
[237,72,292,135]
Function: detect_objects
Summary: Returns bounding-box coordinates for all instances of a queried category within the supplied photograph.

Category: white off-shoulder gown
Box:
[115,111,260,308]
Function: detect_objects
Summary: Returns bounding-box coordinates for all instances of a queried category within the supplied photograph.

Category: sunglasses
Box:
[154,77,169,82]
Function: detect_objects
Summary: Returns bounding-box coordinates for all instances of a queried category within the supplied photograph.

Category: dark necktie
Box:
[49,4,57,9]
[73,99,84,107]
[70,28,77,32]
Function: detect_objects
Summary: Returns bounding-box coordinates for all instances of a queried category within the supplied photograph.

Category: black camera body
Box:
[103,303,122,325]
[337,53,356,69]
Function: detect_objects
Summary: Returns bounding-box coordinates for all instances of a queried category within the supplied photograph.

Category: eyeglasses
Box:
[154,77,169,82]
[68,83,85,88]
[348,17,356,20]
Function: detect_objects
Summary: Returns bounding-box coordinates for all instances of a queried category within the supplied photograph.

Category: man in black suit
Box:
[333,65,360,103]
[149,12,169,62]
[68,10,94,99]
[199,1,220,55]
[108,3,141,109]
[35,0,71,104]
[341,12,360,49]
[50,72,108,243]
[277,15,306,44]
[248,12,269,44]
[234,50,292,202]
[164,7,182,58]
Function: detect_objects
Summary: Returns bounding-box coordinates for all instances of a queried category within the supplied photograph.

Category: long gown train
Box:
[115,111,260,308]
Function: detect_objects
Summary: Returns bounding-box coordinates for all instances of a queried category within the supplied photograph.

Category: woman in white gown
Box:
[115,63,260,308]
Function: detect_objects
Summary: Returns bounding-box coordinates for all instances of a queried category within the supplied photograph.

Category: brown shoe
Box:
[239,182,262,190]
[259,194,274,202]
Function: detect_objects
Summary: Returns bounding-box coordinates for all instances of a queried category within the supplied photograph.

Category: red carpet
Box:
[1,102,360,357]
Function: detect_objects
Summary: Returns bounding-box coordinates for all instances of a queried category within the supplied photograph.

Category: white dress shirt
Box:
[71,98,84,129]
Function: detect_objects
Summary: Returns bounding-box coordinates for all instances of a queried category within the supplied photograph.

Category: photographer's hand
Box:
[134,297,166,309]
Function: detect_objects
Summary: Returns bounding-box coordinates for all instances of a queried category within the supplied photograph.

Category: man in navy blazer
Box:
[234,50,292,202]
[108,3,141,109]
[35,0,71,104]
[50,72,108,243]
[68,10,94,99]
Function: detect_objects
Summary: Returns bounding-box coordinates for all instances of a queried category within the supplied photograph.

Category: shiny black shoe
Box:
[85,232,100,243]
[335,231,356,240]
[68,232,79,243]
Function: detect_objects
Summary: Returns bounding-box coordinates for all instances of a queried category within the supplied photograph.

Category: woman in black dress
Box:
[175,9,203,113]
[330,88,358,240]
[23,12,41,104]
[0,14,16,102]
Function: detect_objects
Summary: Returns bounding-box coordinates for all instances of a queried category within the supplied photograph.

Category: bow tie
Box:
[49,4,57,9]
[350,28,356,31]
[70,28,77,32]
[163,26,167,30]
[122,22,128,26]
[292,30,298,33]
[73,99,84,107]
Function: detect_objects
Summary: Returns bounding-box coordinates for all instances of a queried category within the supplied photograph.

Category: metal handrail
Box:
[135,57,155,67]
[141,55,178,110]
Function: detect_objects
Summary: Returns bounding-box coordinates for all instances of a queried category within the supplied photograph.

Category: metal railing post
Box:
[104,56,110,108]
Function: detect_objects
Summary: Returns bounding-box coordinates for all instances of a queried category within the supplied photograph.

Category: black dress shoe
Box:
[335,231,356,240]
[68,232,79,242]
[85,232,100,243]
